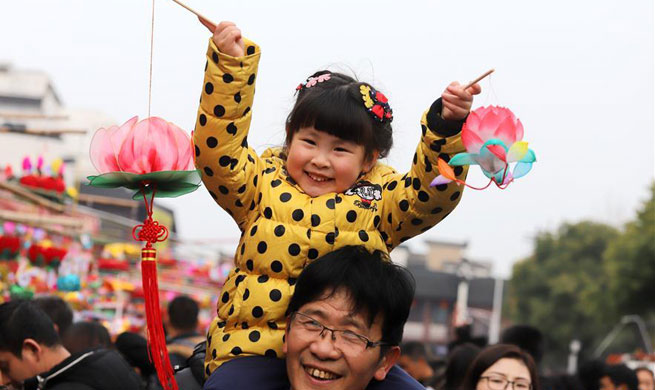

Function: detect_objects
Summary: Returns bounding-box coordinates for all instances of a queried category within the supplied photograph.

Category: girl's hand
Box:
[199,18,245,57]
[441,81,482,121]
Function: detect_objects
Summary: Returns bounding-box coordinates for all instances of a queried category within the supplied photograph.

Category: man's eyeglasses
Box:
[290,311,390,355]
[481,375,532,390]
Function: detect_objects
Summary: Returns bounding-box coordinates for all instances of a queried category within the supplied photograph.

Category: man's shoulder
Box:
[45,349,140,390]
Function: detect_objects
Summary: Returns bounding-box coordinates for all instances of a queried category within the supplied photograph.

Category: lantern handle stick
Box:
[464,69,495,90]
[170,0,216,27]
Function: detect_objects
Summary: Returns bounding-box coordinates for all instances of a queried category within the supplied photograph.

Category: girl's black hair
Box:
[285,71,393,160]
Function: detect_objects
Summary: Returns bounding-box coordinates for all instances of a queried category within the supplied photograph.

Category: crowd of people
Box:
[1,245,653,390]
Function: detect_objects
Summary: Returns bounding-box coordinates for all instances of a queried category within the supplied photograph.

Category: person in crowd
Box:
[165,295,204,368]
[441,342,481,390]
[194,18,480,387]
[62,321,112,355]
[578,359,607,390]
[33,296,74,337]
[115,332,160,390]
[500,325,545,365]
[545,373,585,390]
[500,324,553,389]
[398,342,435,388]
[636,367,654,390]
[459,343,540,390]
[0,300,140,390]
[199,245,420,390]
[599,364,639,390]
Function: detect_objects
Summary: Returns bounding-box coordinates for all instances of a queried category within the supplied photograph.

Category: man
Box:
[397,341,435,387]
[0,300,140,390]
[636,367,654,390]
[201,245,422,390]
[599,364,639,390]
[283,245,419,390]
[165,295,204,368]
[33,296,73,337]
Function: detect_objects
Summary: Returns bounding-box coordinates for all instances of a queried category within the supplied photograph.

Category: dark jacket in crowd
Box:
[22,349,141,390]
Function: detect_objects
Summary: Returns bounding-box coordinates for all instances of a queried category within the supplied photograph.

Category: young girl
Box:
[194,20,480,389]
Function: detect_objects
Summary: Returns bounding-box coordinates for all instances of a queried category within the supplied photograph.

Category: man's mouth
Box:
[306,172,332,183]
[304,365,341,381]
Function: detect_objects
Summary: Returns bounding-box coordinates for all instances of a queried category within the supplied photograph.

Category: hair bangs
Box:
[287,85,374,151]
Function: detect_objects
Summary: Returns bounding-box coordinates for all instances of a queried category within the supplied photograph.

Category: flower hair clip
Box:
[360,85,393,123]
[295,73,332,93]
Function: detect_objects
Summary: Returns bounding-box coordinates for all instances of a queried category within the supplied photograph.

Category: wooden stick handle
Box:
[464,69,495,90]
[170,0,216,27]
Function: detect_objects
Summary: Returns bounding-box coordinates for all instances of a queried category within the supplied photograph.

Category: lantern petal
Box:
[512,161,533,179]
[507,141,529,162]
[430,175,452,187]
[449,153,479,166]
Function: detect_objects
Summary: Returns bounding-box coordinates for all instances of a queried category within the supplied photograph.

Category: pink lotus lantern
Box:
[431,106,536,190]
[88,116,199,390]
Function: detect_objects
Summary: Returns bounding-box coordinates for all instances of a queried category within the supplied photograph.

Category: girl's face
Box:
[476,358,532,390]
[286,127,376,197]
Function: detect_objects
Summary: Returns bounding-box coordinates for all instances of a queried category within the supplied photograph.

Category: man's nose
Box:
[309,330,340,359]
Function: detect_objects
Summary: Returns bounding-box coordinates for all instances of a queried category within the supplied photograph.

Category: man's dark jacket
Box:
[23,349,141,390]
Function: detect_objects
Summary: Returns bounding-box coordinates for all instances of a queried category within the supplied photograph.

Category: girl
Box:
[194,20,480,389]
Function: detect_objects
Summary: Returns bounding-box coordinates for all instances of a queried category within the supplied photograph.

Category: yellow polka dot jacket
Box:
[194,38,469,375]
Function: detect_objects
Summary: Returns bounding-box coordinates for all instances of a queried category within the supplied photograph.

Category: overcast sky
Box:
[2,0,653,276]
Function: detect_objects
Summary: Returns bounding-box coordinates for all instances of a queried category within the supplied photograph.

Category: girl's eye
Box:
[302,139,316,145]
[334,147,350,153]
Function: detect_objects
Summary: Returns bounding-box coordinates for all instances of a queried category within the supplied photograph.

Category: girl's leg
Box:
[203,356,289,390]
[367,365,426,390]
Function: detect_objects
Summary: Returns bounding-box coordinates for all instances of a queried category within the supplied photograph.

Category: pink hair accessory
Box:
[305,73,331,88]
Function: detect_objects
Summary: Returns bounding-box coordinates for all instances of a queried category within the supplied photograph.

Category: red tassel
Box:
[142,247,178,390]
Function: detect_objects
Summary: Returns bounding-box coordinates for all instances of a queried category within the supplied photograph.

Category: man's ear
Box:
[282,317,292,355]
[373,346,400,381]
[22,339,43,363]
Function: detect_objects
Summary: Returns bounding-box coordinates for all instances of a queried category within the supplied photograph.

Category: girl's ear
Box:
[362,150,379,173]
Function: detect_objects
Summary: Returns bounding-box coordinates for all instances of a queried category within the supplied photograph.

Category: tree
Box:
[507,221,619,369]
[507,183,655,369]
[603,183,655,351]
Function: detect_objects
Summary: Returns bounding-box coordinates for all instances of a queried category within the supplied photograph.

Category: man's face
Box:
[599,375,617,390]
[638,370,655,390]
[0,347,40,387]
[283,289,399,390]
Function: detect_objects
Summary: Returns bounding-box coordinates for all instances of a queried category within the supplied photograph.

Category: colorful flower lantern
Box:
[26,244,67,269]
[88,116,200,390]
[0,235,20,261]
[431,106,536,190]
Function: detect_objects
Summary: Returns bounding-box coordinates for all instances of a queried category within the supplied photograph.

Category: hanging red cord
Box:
[132,183,178,390]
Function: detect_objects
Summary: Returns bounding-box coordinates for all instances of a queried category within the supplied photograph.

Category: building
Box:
[394,242,506,354]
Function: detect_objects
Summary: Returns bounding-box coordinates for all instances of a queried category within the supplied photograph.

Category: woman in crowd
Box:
[460,344,539,390]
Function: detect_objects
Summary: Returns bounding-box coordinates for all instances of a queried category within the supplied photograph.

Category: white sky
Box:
[2,0,653,276]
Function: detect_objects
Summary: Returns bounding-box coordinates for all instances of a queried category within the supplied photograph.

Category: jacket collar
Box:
[23,351,94,390]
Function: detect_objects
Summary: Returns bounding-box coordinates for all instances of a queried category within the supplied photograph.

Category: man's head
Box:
[500,325,544,365]
[0,300,69,387]
[636,367,654,390]
[398,341,434,384]
[283,246,415,390]
[600,364,639,390]
[32,296,74,336]
[166,295,199,335]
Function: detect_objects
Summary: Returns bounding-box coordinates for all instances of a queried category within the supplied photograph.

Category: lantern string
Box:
[148,0,155,119]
